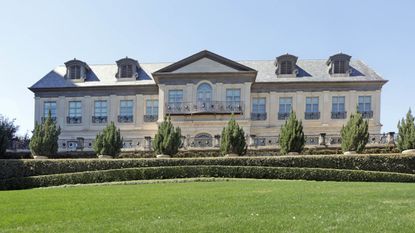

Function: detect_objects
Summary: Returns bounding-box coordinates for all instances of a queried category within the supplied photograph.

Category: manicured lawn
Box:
[1,180,415,233]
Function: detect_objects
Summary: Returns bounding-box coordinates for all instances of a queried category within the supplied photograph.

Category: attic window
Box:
[333,60,346,74]
[280,61,293,74]
[69,65,81,79]
[275,54,298,76]
[327,53,351,75]
[121,64,133,78]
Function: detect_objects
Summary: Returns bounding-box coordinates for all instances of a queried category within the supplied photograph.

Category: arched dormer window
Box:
[327,53,351,75]
[116,57,140,80]
[64,58,88,81]
[275,54,298,76]
[197,83,212,103]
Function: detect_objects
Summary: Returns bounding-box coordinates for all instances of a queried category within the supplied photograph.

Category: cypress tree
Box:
[341,112,369,153]
[0,124,7,157]
[220,117,247,156]
[397,109,415,151]
[93,122,123,157]
[29,111,61,156]
[153,116,182,156]
[279,111,305,155]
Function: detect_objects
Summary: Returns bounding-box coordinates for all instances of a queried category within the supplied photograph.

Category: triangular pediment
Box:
[154,50,256,73]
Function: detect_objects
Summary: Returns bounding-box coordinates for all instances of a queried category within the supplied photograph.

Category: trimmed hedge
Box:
[2,166,415,190]
[1,154,415,180]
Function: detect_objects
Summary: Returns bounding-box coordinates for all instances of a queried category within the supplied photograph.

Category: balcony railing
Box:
[66,116,82,124]
[251,112,267,121]
[118,115,133,123]
[165,101,244,115]
[358,110,373,119]
[331,111,347,119]
[41,116,57,123]
[92,116,108,124]
[305,112,320,120]
[278,112,290,120]
[144,115,158,122]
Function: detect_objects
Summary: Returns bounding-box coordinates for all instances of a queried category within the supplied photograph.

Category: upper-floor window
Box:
[327,53,351,75]
[67,101,82,124]
[278,97,292,120]
[93,100,107,124]
[43,101,57,118]
[276,54,298,76]
[119,100,133,123]
[120,64,133,78]
[69,65,81,79]
[358,96,373,119]
[280,61,293,74]
[226,89,241,105]
[168,90,183,105]
[333,60,346,74]
[305,97,320,120]
[146,100,159,116]
[252,98,266,113]
[197,83,212,103]
[332,96,345,112]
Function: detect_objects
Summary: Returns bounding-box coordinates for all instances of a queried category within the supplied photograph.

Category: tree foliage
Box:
[153,116,182,156]
[0,115,19,157]
[341,112,369,153]
[397,109,415,151]
[220,117,247,156]
[279,111,305,155]
[29,111,61,156]
[93,122,123,157]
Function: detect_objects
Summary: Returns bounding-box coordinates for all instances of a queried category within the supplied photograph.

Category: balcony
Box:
[165,101,244,115]
[331,111,347,119]
[41,116,57,123]
[278,112,290,120]
[358,110,373,119]
[305,112,320,120]
[118,115,133,123]
[92,116,108,124]
[144,114,158,122]
[251,112,267,121]
[66,116,82,124]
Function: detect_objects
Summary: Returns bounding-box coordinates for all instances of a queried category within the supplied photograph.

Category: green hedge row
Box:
[1,165,415,190]
[1,154,415,180]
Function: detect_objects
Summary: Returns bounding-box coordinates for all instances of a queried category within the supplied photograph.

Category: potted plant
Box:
[153,116,182,158]
[340,111,369,155]
[279,111,305,155]
[93,122,123,159]
[220,117,247,157]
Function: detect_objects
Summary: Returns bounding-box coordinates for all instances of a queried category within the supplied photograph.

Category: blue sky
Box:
[0,0,414,135]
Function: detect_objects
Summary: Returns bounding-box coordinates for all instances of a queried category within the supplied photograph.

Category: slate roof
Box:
[30,58,385,90]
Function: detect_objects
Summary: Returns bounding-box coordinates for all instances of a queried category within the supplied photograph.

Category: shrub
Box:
[279,111,305,155]
[93,122,123,157]
[0,115,19,158]
[397,109,415,151]
[220,117,247,156]
[29,111,61,157]
[152,116,182,156]
[0,125,7,157]
[2,165,415,190]
[341,112,369,153]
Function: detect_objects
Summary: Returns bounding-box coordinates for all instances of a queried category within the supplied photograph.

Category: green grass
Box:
[1,180,415,233]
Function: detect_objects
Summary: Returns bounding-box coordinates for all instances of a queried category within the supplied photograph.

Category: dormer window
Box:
[64,58,88,82]
[116,57,140,80]
[327,53,351,75]
[275,54,298,76]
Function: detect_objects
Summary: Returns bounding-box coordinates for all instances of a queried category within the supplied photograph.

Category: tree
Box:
[93,122,123,157]
[397,109,415,151]
[153,116,182,156]
[29,111,61,156]
[341,112,369,153]
[0,115,19,157]
[279,111,305,155]
[220,117,247,156]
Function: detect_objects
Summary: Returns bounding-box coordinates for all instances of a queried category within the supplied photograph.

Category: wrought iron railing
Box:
[144,115,158,122]
[66,116,82,124]
[165,101,244,115]
[92,116,108,124]
[252,136,280,147]
[278,112,290,120]
[41,116,57,123]
[331,111,347,119]
[118,115,133,123]
[251,112,267,121]
[358,111,373,119]
[305,112,320,120]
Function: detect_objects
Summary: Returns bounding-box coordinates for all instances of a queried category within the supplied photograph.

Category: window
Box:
[280,61,293,74]
[226,89,241,104]
[168,90,183,105]
[69,65,81,79]
[305,97,320,120]
[278,97,292,120]
[252,98,266,113]
[94,100,107,117]
[67,101,82,124]
[197,83,212,103]
[43,101,57,118]
[333,60,346,74]
[358,96,371,112]
[120,64,133,78]
[119,100,133,123]
[146,100,159,115]
[332,96,345,113]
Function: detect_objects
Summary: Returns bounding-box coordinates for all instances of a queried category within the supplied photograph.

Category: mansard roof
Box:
[29,51,386,91]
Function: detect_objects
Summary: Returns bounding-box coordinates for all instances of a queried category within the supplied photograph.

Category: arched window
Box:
[197,83,212,103]
[193,133,213,148]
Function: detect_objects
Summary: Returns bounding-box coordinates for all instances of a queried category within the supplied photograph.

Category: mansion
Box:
[29,50,387,151]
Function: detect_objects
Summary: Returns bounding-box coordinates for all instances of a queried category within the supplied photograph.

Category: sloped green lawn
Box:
[1,180,415,232]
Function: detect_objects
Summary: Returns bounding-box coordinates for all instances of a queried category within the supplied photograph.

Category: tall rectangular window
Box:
[94,100,107,117]
[251,97,266,120]
[69,65,81,79]
[146,100,159,116]
[43,101,57,118]
[68,101,82,117]
[119,100,133,123]
[168,90,183,104]
[280,61,292,74]
[226,89,241,104]
[333,60,346,74]
[279,97,292,113]
[332,96,345,113]
[121,64,133,78]
[306,97,319,112]
[358,96,371,112]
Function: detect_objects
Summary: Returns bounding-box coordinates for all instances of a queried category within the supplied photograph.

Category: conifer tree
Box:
[220,117,247,156]
[397,109,415,151]
[279,111,305,155]
[93,122,123,157]
[0,124,7,157]
[152,116,182,156]
[341,112,369,153]
[29,111,61,156]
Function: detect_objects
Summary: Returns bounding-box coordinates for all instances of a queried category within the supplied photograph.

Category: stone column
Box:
[214,135,221,147]
[249,134,256,147]
[319,133,326,146]
[144,136,152,151]
[158,85,165,122]
[387,132,395,145]
[135,94,144,127]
